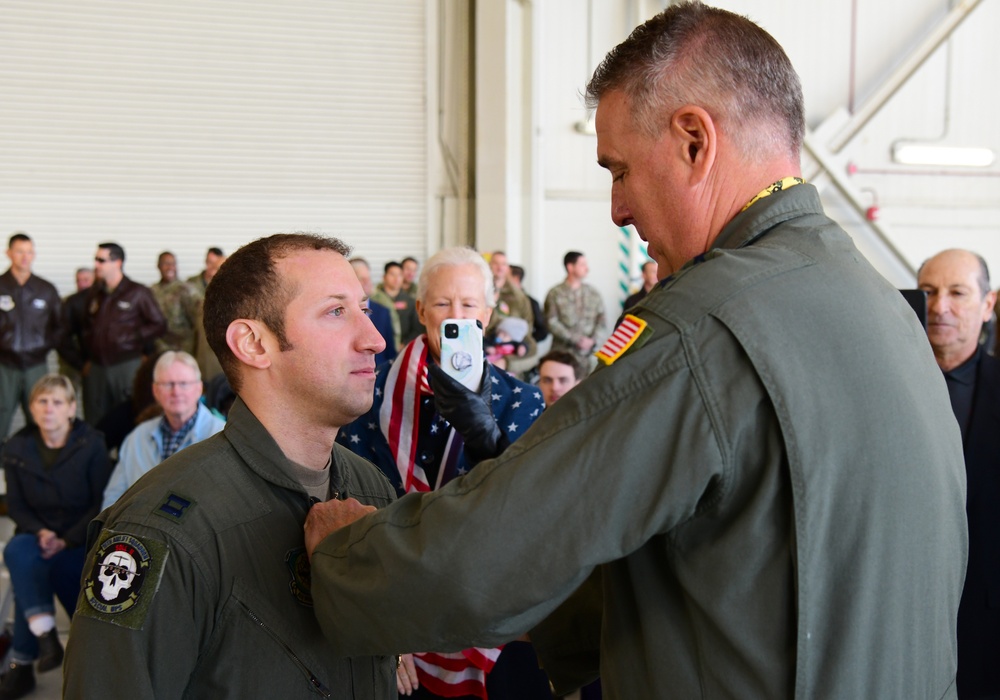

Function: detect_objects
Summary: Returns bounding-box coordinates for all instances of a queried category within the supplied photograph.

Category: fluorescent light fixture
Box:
[892,143,995,167]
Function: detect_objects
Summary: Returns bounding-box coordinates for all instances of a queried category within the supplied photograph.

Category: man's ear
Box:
[226,319,272,370]
[670,105,717,184]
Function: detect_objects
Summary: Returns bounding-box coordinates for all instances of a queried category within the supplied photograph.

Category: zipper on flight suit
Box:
[236,599,332,697]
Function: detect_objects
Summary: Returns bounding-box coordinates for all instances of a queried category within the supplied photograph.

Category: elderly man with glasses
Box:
[100,351,224,509]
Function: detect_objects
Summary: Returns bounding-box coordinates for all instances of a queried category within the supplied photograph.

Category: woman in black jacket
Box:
[0,374,111,699]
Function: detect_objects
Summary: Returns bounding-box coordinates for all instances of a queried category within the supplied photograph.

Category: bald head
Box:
[917,249,996,371]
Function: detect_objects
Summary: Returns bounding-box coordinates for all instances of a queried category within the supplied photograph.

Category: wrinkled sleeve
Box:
[64,524,208,700]
[529,569,603,695]
[309,330,727,658]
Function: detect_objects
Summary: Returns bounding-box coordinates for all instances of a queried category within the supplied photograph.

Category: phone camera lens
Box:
[444,323,459,339]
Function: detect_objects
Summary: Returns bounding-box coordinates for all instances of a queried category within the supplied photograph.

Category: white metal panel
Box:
[537,0,1000,295]
[0,0,427,294]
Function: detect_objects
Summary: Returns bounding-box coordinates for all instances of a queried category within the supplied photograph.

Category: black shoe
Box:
[35,629,63,673]
[0,662,35,700]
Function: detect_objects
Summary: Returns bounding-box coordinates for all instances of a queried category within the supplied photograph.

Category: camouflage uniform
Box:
[486,280,537,358]
[151,279,201,354]
[543,281,605,367]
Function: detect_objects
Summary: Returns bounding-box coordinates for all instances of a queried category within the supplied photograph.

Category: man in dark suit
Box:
[918,248,999,700]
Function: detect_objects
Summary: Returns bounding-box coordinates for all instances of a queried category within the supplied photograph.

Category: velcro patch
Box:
[595,314,651,365]
[77,529,169,630]
[154,492,195,522]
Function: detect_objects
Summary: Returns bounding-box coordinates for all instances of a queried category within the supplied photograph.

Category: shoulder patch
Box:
[154,492,196,522]
[78,529,169,630]
[595,314,652,365]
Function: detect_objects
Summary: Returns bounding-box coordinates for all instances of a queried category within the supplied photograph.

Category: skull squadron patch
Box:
[79,530,169,630]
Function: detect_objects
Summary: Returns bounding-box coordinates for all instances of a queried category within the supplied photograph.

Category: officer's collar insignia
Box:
[155,492,195,522]
[596,314,651,366]
[285,548,313,607]
[78,530,169,630]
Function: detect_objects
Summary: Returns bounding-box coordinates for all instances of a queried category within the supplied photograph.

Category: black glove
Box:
[427,361,510,465]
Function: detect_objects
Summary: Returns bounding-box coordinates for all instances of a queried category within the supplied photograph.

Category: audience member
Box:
[401,256,420,297]
[615,260,658,328]
[623,260,658,310]
[151,251,201,354]
[337,246,549,700]
[376,261,423,346]
[186,246,225,293]
[509,265,549,344]
[202,372,236,419]
[94,350,165,459]
[535,349,600,700]
[81,242,166,425]
[485,251,536,363]
[350,258,399,365]
[544,251,604,372]
[303,5,967,698]
[64,233,395,698]
[191,302,224,383]
[0,234,63,439]
[0,375,111,700]
[917,248,1000,699]
[73,268,94,293]
[57,267,95,395]
[101,351,224,509]
[537,351,584,406]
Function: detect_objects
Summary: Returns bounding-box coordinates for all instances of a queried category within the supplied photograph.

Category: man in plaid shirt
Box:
[100,351,224,509]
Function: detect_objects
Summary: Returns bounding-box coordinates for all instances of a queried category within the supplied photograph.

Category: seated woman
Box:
[337,247,550,700]
[0,374,112,699]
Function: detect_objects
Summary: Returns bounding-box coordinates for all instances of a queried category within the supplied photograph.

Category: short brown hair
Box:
[539,350,587,381]
[204,233,351,391]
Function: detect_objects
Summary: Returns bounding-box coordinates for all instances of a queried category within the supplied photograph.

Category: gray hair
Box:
[154,351,202,382]
[585,1,805,163]
[417,247,495,308]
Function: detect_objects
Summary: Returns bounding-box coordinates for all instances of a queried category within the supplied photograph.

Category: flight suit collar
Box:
[224,397,351,497]
[713,182,824,253]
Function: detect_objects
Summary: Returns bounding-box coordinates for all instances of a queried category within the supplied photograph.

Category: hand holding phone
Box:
[439,319,484,391]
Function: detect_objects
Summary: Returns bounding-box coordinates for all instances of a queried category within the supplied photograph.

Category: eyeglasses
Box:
[94,257,110,264]
[154,381,200,391]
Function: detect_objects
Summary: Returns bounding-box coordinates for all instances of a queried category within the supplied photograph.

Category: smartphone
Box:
[439,319,484,391]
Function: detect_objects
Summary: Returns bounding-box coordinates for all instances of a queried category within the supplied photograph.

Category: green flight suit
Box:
[64,398,397,699]
[308,184,967,699]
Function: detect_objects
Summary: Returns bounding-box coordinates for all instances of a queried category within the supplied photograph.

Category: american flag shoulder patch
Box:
[596,314,650,365]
